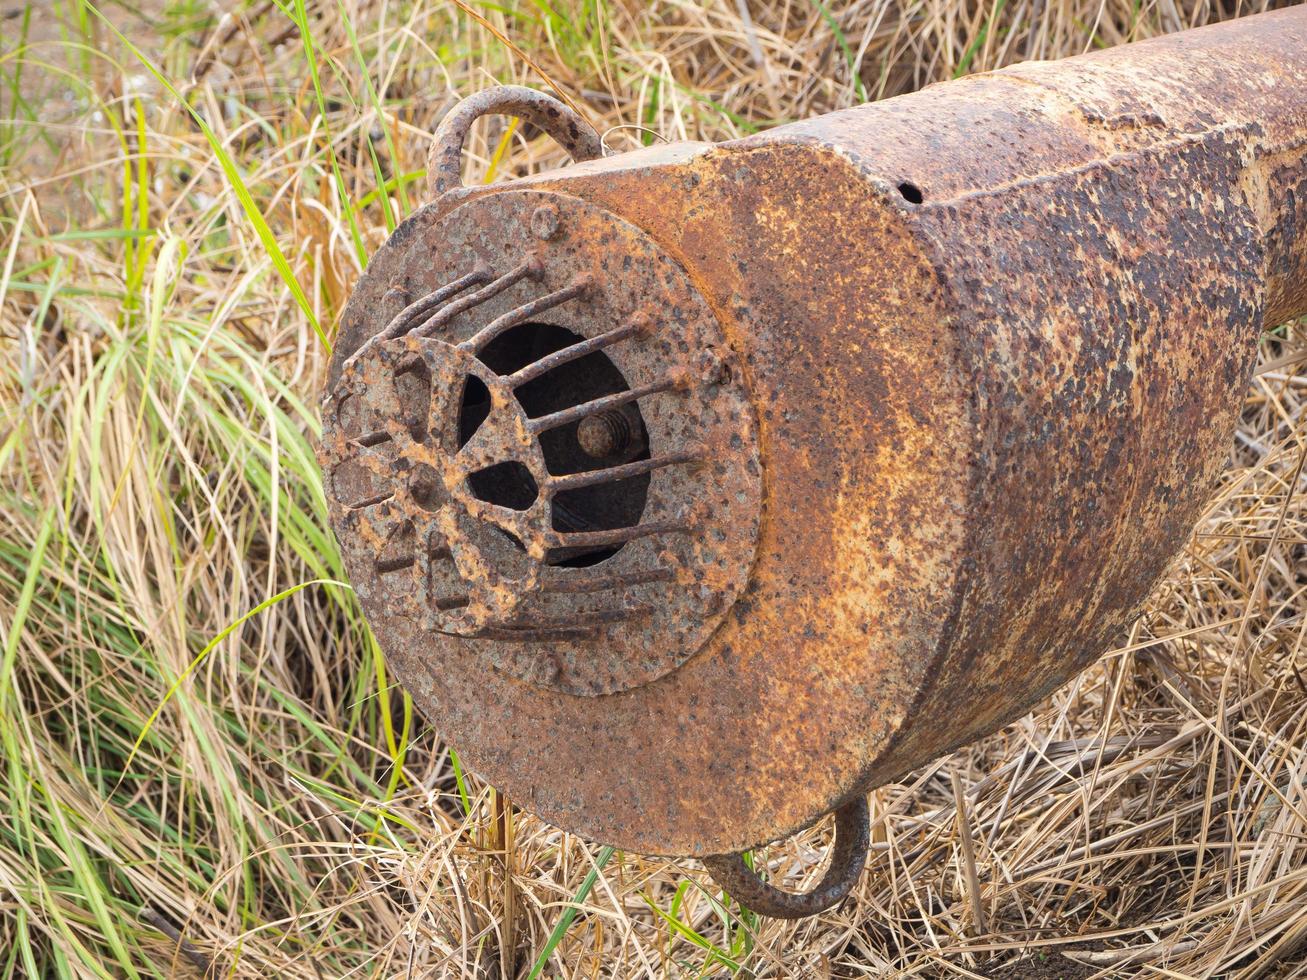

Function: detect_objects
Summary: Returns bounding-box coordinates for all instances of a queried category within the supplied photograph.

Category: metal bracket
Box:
[703,797,870,919]
[427,85,604,198]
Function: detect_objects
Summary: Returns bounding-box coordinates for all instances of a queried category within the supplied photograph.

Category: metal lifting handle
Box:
[702,797,870,919]
[427,86,604,198]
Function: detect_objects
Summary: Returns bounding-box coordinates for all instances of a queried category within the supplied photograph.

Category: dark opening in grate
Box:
[457,322,652,567]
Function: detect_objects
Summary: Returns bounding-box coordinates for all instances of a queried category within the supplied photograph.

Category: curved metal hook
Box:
[427,85,604,198]
[703,797,869,919]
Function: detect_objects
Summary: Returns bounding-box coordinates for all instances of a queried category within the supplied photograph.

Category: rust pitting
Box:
[322,193,763,697]
[321,7,1307,918]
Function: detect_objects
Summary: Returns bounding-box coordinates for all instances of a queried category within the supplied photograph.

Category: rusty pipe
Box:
[320,8,1307,918]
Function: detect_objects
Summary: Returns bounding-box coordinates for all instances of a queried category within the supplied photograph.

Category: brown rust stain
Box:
[322,7,1307,860]
[322,193,763,698]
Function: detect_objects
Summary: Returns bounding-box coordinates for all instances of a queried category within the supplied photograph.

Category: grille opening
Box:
[468,461,538,511]
[458,375,491,446]
[457,321,652,568]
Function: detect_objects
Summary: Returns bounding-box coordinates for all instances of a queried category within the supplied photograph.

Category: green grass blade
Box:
[80,1,330,353]
[0,505,55,709]
[336,0,412,218]
[122,578,350,774]
[525,844,615,980]
[292,0,368,267]
[955,0,1009,78]
[810,0,866,102]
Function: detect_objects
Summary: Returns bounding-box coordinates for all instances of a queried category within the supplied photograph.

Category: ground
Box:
[1,1,1305,977]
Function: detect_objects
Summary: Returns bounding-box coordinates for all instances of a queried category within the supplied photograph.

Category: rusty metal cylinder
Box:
[321,6,1307,892]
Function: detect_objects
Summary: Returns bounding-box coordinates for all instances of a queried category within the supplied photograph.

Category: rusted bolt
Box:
[530,203,561,240]
[577,410,632,458]
[408,463,443,511]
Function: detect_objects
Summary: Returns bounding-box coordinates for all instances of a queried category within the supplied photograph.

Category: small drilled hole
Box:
[898,181,924,205]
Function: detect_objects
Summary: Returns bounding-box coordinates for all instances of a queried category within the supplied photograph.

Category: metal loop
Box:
[428,86,604,198]
[702,796,869,919]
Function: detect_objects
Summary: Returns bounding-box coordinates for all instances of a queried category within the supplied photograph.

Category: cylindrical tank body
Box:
[323,7,1307,857]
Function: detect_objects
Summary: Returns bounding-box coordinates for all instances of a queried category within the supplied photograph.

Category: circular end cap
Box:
[321,192,762,699]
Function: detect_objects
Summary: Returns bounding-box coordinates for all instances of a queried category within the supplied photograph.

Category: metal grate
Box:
[320,191,762,696]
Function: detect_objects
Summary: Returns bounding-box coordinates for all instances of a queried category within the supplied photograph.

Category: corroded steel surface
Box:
[426,86,603,197]
[702,798,870,918]
[323,6,1307,863]
[323,193,761,696]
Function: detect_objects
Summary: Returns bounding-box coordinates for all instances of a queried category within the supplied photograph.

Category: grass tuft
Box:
[1,0,1303,975]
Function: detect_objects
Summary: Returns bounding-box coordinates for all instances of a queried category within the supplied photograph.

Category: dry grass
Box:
[1,0,1305,976]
